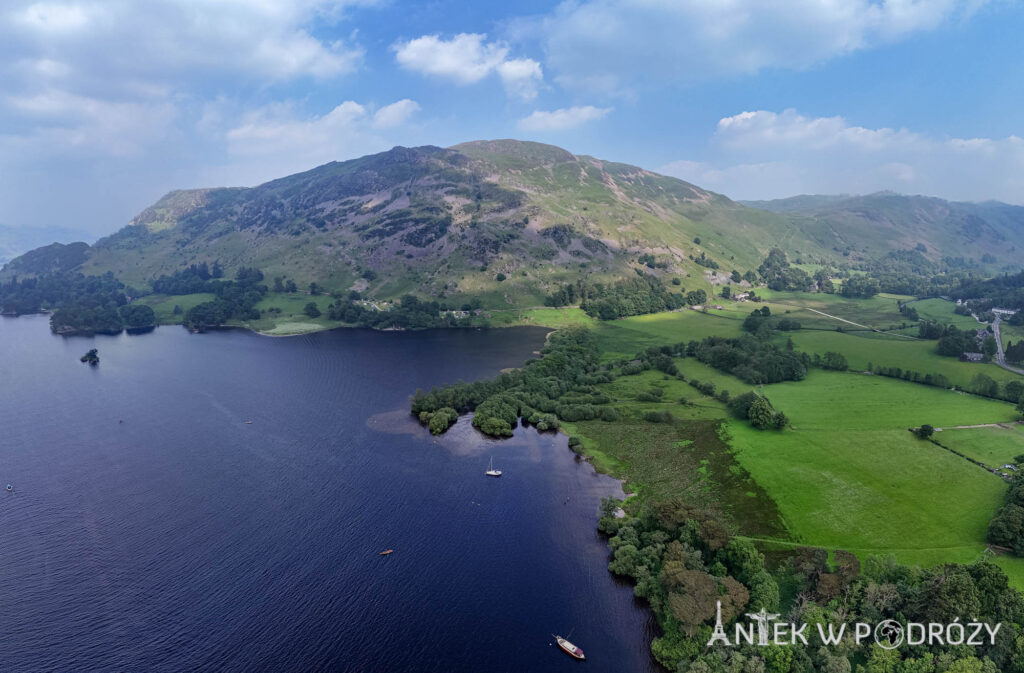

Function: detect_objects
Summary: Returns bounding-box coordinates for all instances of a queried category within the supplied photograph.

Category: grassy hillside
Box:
[743,192,1024,271]
[10,141,1021,314]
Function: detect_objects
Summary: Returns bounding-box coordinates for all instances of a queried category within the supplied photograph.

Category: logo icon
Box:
[874,620,904,649]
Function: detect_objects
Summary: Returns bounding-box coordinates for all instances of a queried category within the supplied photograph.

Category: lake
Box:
[0,315,659,672]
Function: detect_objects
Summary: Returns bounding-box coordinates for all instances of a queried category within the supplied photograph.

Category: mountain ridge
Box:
[4,140,1023,307]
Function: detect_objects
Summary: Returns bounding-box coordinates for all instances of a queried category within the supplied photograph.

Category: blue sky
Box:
[1,0,1022,236]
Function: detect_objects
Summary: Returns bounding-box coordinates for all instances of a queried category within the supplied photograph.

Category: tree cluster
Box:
[0,271,153,335]
[989,474,1024,556]
[601,498,1024,673]
[411,328,615,437]
[758,248,812,291]
[327,294,463,329]
[742,306,801,336]
[727,392,788,429]
[173,267,268,330]
[544,275,687,320]
[687,336,809,385]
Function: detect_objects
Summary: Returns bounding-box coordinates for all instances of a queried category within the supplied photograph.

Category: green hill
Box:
[4,141,1024,309]
[743,192,1024,269]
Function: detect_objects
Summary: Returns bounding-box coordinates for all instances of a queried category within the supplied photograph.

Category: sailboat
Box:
[485,456,502,477]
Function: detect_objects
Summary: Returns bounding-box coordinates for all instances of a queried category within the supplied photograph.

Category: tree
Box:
[495,273,506,282]
[80,348,99,365]
[309,282,320,295]
[821,351,849,371]
[119,304,156,329]
[427,407,458,435]
[915,424,934,439]
[304,302,321,318]
[685,289,707,305]
[720,285,731,299]
[971,373,1000,398]
[477,416,513,437]
[748,397,776,429]
[1018,396,1024,420]
[982,335,998,361]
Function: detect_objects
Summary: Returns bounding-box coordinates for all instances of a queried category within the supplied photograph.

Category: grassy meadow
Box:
[137,292,216,323]
[567,298,1024,584]
[936,424,1024,468]
[725,371,1017,568]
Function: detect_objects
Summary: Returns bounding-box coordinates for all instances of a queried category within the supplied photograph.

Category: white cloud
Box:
[2,0,367,86]
[518,106,612,132]
[537,0,986,94]
[14,2,94,33]
[659,109,1024,203]
[372,99,421,129]
[223,98,421,180]
[393,33,542,99]
[3,89,177,156]
[497,59,543,100]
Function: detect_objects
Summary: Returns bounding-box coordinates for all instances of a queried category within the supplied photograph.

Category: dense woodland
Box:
[327,294,463,329]
[411,327,612,436]
[0,271,158,334]
[545,275,691,319]
[151,265,270,330]
[602,497,1024,673]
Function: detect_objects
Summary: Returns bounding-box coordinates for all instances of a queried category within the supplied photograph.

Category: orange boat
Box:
[379,549,394,556]
[555,635,585,660]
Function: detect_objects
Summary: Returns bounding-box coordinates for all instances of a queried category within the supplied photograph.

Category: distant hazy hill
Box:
[4,141,1023,307]
[0,224,85,266]
[742,193,1024,264]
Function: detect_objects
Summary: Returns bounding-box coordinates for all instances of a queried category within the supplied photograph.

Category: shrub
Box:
[643,410,675,423]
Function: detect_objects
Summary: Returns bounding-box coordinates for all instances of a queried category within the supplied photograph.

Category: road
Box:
[991,313,1024,376]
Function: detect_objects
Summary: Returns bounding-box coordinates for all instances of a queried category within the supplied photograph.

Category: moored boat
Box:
[485,456,502,477]
[555,635,585,660]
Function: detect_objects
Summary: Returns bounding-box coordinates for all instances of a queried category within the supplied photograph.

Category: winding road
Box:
[991,313,1024,376]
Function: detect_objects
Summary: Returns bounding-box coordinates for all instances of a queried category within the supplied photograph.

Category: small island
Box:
[80,348,99,365]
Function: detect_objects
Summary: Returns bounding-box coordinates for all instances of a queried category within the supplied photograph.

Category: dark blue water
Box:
[0,316,659,672]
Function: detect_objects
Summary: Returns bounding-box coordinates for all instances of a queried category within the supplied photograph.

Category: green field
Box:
[137,293,216,323]
[242,293,338,334]
[781,328,1021,389]
[725,371,1017,567]
[592,309,745,360]
[480,306,597,329]
[1001,321,1024,351]
[912,298,979,329]
[753,289,914,331]
[936,424,1024,468]
[567,295,1024,583]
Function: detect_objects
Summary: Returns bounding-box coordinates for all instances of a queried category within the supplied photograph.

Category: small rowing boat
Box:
[554,635,585,660]
[379,549,394,556]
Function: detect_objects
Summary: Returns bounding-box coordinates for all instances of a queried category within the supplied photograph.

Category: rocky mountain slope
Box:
[4,141,1023,307]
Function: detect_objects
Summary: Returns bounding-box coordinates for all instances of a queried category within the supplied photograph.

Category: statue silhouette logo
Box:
[746,607,781,646]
